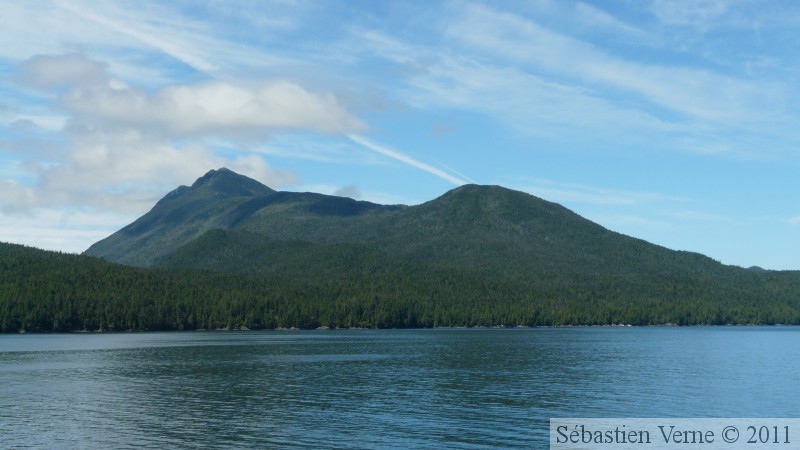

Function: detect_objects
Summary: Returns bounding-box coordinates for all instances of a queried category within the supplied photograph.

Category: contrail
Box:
[435,160,478,184]
[348,134,467,186]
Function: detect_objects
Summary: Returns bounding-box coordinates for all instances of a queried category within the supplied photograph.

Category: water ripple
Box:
[2,328,800,448]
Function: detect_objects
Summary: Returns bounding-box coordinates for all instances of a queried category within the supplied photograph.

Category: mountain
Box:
[5,167,800,333]
[84,168,276,266]
[87,167,735,283]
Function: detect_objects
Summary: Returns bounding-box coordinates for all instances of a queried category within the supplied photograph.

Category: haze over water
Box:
[2,328,799,448]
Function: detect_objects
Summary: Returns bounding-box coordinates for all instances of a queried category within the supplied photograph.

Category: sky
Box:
[0,0,799,270]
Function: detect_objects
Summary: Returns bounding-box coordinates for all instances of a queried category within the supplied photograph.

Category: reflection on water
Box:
[1,328,799,448]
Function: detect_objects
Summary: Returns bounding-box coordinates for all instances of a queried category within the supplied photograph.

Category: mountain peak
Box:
[193,167,228,185]
[429,183,572,220]
[190,167,275,197]
[84,168,277,266]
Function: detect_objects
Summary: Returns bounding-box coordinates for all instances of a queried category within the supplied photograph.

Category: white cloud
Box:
[0,179,37,211]
[572,2,647,38]
[17,53,109,89]
[62,80,365,136]
[10,133,300,213]
[0,1,301,87]
[12,52,363,137]
[227,154,299,189]
[0,207,137,253]
[52,0,311,78]
[790,216,800,226]
[348,28,677,147]
[402,54,672,139]
[54,0,218,72]
[446,3,780,123]
[651,0,730,29]
[1,53,369,214]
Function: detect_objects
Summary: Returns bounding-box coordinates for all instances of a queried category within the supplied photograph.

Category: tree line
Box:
[3,242,800,333]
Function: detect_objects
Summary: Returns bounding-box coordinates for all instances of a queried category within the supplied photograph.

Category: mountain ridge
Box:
[4,168,800,332]
[84,168,282,265]
[85,168,743,278]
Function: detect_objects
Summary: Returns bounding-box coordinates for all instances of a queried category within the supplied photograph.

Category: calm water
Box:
[2,327,800,448]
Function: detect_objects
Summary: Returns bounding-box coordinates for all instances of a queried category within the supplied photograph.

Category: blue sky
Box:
[1,0,799,270]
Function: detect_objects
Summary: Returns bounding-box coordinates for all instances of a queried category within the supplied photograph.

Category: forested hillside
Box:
[3,239,800,333]
[4,168,800,332]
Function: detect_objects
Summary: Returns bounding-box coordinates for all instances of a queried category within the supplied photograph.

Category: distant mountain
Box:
[85,168,277,266]
[4,167,798,333]
[87,168,741,283]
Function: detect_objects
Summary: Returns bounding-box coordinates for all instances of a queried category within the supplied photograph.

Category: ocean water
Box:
[1,327,799,448]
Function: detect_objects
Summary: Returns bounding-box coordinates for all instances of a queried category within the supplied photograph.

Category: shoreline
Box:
[7,322,799,334]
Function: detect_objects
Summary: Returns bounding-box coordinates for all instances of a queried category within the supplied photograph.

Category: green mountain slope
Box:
[84,168,277,266]
[122,170,734,287]
[87,168,729,282]
[1,166,790,332]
